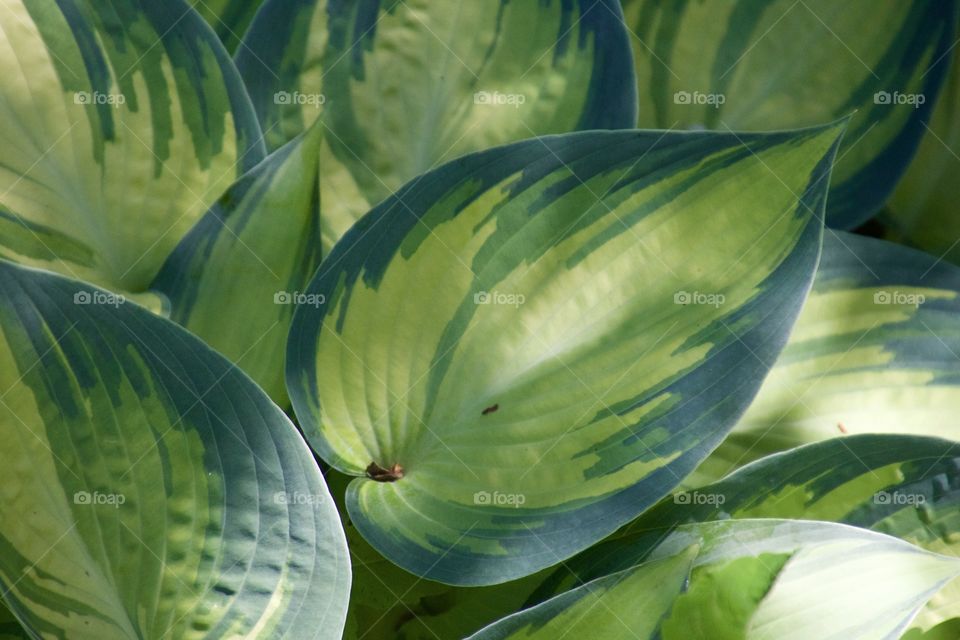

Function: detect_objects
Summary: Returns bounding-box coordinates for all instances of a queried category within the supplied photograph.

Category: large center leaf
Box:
[0,0,264,293]
[0,260,350,639]
[287,124,845,585]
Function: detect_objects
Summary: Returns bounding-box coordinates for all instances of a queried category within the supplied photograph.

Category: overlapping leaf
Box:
[472,519,960,640]
[287,123,845,585]
[0,0,265,294]
[379,435,960,638]
[470,547,696,640]
[191,0,264,53]
[698,231,960,484]
[326,468,537,640]
[153,122,324,403]
[554,434,960,635]
[0,260,350,639]
[236,0,638,253]
[0,0,339,403]
[887,48,960,265]
[622,0,958,228]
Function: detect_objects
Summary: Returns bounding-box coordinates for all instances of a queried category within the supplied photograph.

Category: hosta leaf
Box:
[886,48,960,264]
[0,0,264,294]
[153,122,324,404]
[191,0,264,54]
[343,523,523,640]
[286,123,845,585]
[622,0,958,228]
[0,260,350,639]
[325,469,538,640]
[584,434,960,633]
[698,231,960,484]
[468,547,697,640]
[475,519,960,640]
[236,0,637,252]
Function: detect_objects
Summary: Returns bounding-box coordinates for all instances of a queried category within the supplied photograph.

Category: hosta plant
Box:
[2,1,960,639]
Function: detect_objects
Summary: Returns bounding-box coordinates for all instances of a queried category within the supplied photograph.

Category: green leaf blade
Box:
[623,0,958,228]
[0,260,349,639]
[152,122,325,404]
[472,519,960,640]
[468,546,698,640]
[191,0,264,54]
[886,49,960,264]
[287,123,845,585]
[237,0,639,253]
[0,0,265,293]
[700,231,960,484]
[558,434,960,635]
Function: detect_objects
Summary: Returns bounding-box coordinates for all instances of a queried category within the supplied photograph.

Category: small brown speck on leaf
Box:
[837,422,848,434]
[482,404,499,415]
[366,461,404,482]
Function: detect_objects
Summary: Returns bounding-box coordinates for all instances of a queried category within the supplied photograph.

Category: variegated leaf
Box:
[0,260,350,639]
[473,519,960,640]
[584,434,960,635]
[327,467,538,640]
[236,0,638,253]
[886,47,960,265]
[698,232,960,484]
[286,124,845,585]
[468,547,696,640]
[622,0,958,228]
[191,0,264,53]
[0,0,264,294]
[153,121,324,403]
